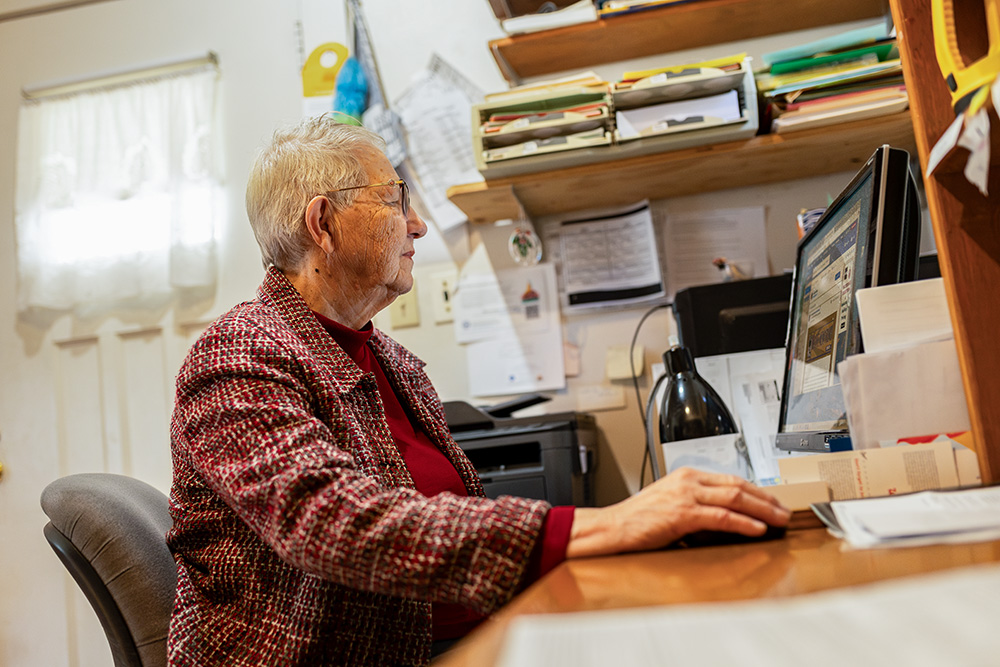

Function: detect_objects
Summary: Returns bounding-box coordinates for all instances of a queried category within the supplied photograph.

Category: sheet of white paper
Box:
[831,487,1000,548]
[615,89,742,137]
[557,201,665,311]
[958,106,990,196]
[730,367,787,485]
[497,564,1000,667]
[297,1,348,119]
[464,263,566,396]
[394,54,484,231]
[453,271,512,343]
[855,278,953,353]
[500,0,597,35]
[926,113,963,176]
[661,206,768,299]
[838,338,971,450]
[662,433,749,478]
[843,487,1000,539]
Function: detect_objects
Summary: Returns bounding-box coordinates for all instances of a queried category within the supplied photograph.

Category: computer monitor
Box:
[775,145,921,453]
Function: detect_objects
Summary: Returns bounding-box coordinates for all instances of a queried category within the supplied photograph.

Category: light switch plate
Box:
[430,268,458,324]
[390,283,420,328]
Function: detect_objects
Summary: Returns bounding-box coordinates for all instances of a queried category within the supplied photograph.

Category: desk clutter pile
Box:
[473,22,905,178]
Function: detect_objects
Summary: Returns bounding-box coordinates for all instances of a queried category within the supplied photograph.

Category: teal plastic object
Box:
[333,56,368,125]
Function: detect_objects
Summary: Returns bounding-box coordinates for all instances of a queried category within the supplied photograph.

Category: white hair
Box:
[245,115,387,270]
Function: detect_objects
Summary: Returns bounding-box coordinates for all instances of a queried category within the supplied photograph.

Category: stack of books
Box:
[756,23,908,134]
[611,53,754,142]
[597,0,697,17]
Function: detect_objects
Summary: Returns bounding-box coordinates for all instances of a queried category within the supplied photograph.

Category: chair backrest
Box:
[41,473,177,667]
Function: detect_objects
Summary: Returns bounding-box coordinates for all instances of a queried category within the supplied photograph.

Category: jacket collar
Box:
[256,267,426,395]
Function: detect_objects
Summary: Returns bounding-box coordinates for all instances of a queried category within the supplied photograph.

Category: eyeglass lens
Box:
[398,180,410,217]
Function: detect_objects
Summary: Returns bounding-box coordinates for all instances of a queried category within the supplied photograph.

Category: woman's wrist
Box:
[565,507,622,559]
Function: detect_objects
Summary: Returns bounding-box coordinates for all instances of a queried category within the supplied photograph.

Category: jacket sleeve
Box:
[171,315,550,615]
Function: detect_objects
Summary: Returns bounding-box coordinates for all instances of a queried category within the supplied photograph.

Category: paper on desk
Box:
[394,54,484,231]
[661,206,768,300]
[497,564,1000,667]
[855,277,952,353]
[779,440,958,501]
[688,348,805,486]
[839,338,971,449]
[829,486,1000,549]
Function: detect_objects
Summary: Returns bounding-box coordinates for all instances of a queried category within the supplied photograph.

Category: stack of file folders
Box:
[472,82,613,176]
[611,53,757,152]
[756,22,908,135]
[471,54,758,179]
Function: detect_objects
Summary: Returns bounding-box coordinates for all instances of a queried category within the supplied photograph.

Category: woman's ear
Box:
[304,195,337,254]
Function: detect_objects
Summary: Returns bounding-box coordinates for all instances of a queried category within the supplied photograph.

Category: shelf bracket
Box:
[490,42,522,87]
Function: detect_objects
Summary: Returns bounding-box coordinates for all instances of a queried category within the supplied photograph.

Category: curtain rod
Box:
[22,51,218,101]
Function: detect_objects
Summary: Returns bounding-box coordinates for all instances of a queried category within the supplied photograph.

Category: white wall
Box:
[0,2,927,664]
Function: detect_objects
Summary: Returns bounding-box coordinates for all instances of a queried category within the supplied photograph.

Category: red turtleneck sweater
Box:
[315,312,574,640]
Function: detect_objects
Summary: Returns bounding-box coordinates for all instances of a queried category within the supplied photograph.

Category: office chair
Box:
[40,473,177,667]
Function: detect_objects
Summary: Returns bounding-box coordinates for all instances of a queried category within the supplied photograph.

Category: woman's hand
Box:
[566,467,791,558]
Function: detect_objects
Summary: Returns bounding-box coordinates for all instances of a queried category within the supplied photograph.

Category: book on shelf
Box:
[500,0,599,35]
[484,72,608,104]
[597,0,698,17]
[756,24,907,134]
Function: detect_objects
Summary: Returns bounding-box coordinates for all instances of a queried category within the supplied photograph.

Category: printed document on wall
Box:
[394,54,484,231]
[661,206,768,299]
[460,263,566,396]
[558,201,665,311]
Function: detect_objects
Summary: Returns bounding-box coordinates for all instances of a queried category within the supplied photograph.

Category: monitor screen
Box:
[776,145,920,452]
[783,170,871,434]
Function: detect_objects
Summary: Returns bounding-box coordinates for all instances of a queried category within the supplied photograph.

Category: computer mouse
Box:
[681,524,788,548]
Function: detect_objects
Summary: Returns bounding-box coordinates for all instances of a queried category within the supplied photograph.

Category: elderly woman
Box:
[166,116,789,667]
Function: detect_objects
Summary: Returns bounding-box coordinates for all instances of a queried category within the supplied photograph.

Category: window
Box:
[15,56,222,315]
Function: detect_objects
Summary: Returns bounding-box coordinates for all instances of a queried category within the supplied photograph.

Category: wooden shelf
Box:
[490,0,890,83]
[447,111,916,223]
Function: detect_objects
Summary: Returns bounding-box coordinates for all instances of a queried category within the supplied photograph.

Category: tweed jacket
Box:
[167,268,550,667]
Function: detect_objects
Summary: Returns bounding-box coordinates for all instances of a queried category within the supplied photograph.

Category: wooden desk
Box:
[435,528,1000,666]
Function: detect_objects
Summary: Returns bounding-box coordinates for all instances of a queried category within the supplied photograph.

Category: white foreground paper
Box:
[498,564,1000,667]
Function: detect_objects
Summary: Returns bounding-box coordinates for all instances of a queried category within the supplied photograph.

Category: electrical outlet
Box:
[430,268,458,324]
[390,283,420,329]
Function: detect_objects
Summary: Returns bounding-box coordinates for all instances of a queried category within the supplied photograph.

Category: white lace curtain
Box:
[15,65,222,315]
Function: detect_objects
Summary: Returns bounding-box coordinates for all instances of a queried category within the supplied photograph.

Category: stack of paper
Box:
[611,53,753,141]
[597,0,696,17]
[500,0,598,35]
[756,23,908,134]
[814,486,1000,549]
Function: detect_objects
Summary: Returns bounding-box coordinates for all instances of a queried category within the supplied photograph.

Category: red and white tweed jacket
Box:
[166,268,549,667]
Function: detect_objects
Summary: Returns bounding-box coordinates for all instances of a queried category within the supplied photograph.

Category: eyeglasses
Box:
[323,179,409,217]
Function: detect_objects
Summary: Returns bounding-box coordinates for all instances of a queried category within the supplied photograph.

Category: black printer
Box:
[443,394,596,507]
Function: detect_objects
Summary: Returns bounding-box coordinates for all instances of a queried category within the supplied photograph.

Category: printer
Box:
[443,395,596,507]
